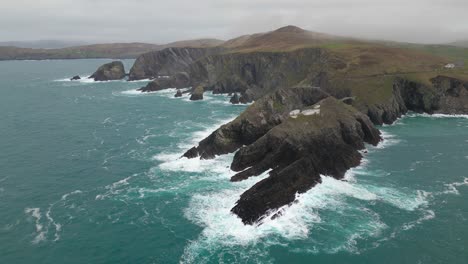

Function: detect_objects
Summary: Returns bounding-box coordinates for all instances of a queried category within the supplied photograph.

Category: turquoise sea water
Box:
[0,59,467,264]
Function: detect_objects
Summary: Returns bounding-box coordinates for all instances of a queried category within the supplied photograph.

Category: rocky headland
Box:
[93,26,468,225]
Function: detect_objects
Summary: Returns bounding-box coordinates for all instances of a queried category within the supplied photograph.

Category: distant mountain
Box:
[448,40,468,48]
[0,39,225,60]
[222,25,357,52]
[0,40,89,49]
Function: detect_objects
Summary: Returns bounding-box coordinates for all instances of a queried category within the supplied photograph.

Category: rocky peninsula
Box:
[96,26,468,224]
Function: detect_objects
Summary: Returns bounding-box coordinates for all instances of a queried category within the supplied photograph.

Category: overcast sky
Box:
[1,0,467,44]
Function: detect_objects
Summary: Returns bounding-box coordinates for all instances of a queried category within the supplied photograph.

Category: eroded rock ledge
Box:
[231,97,380,224]
[183,86,330,159]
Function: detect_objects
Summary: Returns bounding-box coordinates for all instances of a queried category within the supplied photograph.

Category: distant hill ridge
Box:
[2,25,468,61]
[0,38,224,60]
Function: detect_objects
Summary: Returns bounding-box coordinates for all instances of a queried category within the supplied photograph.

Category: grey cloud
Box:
[1,0,467,44]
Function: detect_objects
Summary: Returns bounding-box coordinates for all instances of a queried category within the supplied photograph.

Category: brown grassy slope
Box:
[222,25,358,52]
[0,39,224,60]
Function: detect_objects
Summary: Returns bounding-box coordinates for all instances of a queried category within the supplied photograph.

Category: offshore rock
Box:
[190,85,204,101]
[70,75,81,81]
[229,93,240,104]
[175,89,183,97]
[138,72,191,92]
[89,61,125,81]
[89,61,126,81]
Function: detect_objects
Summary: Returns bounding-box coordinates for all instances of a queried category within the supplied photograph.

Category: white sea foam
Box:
[401,209,435,231]
[61,190,83,201]
[182,173,400,261]
[154,115,238,173]
[24,207,46,244]
[442,177,468,195]
[407,113,468,119]
[96,174,137,200]
[127,78,152,83]
[373,131,401,149]
[45,206,62,241]
[121,89,146,95]
[55,76,140,84]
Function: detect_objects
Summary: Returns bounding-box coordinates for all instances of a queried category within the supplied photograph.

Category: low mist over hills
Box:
[449,40,468,48]
[1,25,468,64]
[0,40,89,49]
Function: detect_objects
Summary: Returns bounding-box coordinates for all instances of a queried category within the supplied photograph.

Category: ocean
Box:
[0,59,467,263]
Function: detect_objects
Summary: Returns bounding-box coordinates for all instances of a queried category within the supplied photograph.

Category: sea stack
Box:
[230,93,240,104]
[190,86,204,101]
[89,61,126,81]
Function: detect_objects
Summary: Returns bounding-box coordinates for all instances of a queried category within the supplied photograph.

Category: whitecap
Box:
[61,190,83,201]
[181,173,393,261]
[95,174,137,200]
[373,131,401,149]
[24,207,47,244]
[45,206,62,241]
[442,177,468,195]
[407,113,468,119]
[401,209,435,231]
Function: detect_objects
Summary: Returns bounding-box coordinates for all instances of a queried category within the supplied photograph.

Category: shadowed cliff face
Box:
[188,48,334,102]
[128,47,225,80]
[345,75,468,125]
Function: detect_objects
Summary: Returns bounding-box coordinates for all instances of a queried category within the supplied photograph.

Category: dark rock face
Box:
[229,93,240,104]
[355,76,468,125]
[89,61,126,81]
[175,89,183,97]
[189,48,331,103]
[230,97,381,224]
[129,47,225,80]
[190,86,204,101]
[431,76,468,114]
[183,87,330,159]
[70,75,81,81]
[138,72,191,92]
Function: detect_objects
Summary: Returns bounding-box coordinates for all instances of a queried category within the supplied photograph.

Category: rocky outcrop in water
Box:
[128,47,225,81]
[138,72,191,92]
[190,86,204,101]
[229,93,240,104]
[231,97,380,224]
[70,75,81,81]
[89,61,126,81]
[175,89,183,97]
